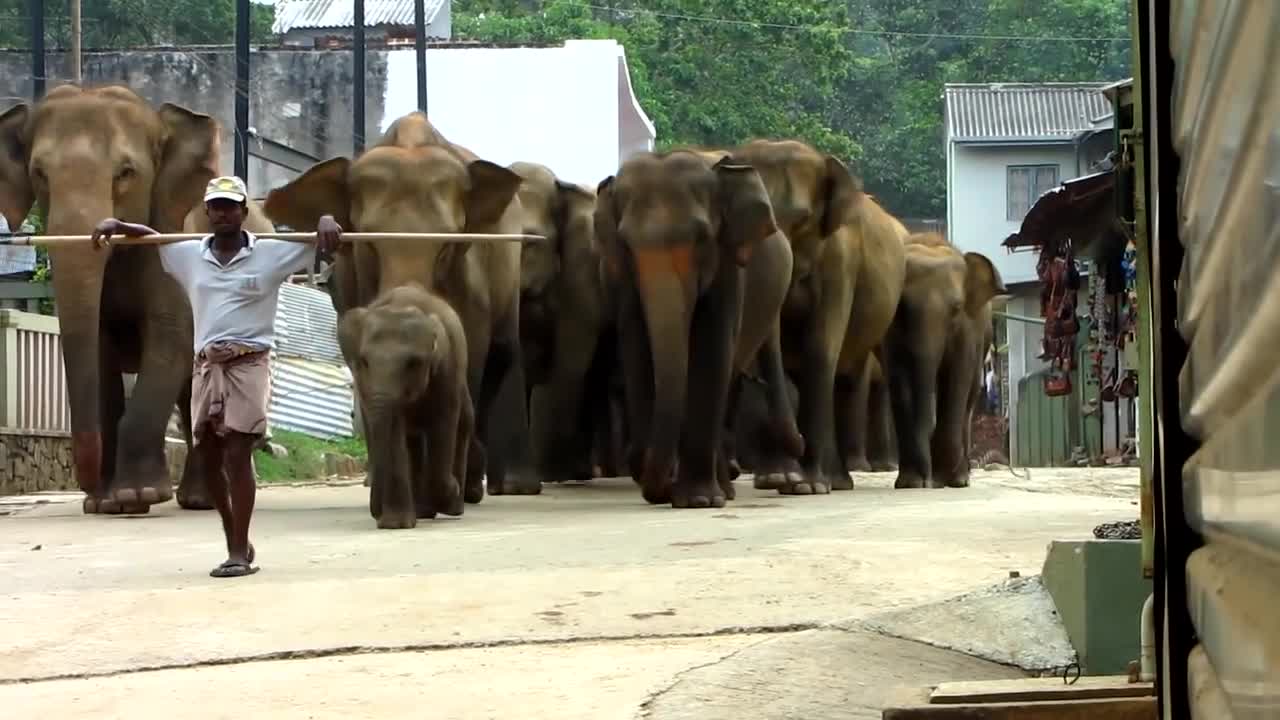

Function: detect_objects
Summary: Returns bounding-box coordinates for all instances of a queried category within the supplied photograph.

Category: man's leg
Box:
[199,431,236,568]
[221,431,259,572]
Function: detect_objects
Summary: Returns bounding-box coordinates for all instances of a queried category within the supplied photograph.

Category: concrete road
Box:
[0,468,1139,718]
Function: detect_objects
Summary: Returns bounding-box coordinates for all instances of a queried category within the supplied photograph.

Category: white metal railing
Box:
[0,309,70,433]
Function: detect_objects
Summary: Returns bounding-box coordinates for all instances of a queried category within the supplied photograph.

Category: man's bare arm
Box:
[92,218,159,249]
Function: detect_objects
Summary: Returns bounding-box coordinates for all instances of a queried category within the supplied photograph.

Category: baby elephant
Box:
[339,283,476,529]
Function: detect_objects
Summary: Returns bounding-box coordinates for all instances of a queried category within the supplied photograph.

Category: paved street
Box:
[0,468,1139,718]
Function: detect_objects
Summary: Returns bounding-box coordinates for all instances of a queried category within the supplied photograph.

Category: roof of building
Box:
[274,282,343,365]
[944,82,1115,144]
[273,0,447,34]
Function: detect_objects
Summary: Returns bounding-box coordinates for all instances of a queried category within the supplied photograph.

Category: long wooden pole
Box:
[0,232,545,247]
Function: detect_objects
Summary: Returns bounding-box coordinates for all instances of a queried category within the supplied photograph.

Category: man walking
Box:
[93,176,343,578]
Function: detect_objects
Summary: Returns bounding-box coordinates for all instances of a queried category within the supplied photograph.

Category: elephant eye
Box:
[358,357,370,372]
[115,165,136,181]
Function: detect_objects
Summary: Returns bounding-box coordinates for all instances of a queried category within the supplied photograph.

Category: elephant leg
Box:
[84,344,134,515]
[673,271,741,510]
[479,337,541,496]
[887,333,942,489]
[843,359,874,474]
[111,301,189,510]
[780,284,852,496]
[369,416,416,530]
[831,370,859,490]
[409,427,438,519]
[721,374,744,482]
[749,353,803,490]
[932,346,977,489]
[175,376,215,510]
[867,369,898,471]
[456,389,477,505]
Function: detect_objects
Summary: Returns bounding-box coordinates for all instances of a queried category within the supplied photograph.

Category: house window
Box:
[1007,165,1060,221]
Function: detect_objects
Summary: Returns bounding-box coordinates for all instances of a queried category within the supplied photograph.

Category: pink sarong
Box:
[191,342,271,444]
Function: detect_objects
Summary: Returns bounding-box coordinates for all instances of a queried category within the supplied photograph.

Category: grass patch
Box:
[255,428,368,483]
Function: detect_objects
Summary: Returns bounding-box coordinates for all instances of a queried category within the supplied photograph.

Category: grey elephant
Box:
[338,283,475,529]
[883,233,1007,489]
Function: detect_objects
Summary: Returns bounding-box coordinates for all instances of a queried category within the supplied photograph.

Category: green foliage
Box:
[254,429,368,484]
[455,0,1131,218]
[0,0,275,50]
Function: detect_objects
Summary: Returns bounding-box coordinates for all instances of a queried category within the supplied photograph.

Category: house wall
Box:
[947,143,1079,284]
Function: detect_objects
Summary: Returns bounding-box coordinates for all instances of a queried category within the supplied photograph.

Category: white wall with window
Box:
[947,144,1076,284]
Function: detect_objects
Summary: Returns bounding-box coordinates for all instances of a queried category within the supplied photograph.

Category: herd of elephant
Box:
[0,85,1008,527]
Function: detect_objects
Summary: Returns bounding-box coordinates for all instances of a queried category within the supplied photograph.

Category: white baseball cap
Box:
[204,175,248,203]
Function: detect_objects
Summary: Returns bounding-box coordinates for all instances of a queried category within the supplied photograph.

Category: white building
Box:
[273,0,453,47]
[379,39,655,188]
[943,82,1114,460]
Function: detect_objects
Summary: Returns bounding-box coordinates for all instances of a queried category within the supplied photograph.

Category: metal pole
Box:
[353,0,366,153]
[234,0,250,180]
[414,0,427,112]
[69,0,81,84]
[30,0,45,99]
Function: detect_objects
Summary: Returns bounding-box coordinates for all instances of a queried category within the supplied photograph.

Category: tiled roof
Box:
[944,82,1114,143]
[273,0,447,33]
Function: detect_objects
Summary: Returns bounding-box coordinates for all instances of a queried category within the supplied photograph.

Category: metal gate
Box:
[1143,0,1280,717]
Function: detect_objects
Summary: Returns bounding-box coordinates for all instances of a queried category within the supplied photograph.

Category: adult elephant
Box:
[264,112,540,498]
[883,233,1007,489]
[595,150,795,508]
[730,140,907,495]
[0,84,271,514]
[507,162,619,482]
[844,355,897,472]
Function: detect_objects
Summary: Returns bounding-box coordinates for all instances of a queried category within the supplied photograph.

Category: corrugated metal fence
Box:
[1162,0,1279,716]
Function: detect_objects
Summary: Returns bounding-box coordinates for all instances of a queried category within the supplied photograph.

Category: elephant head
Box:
[731,140,864,280]
[962,251,1010,316]
[595,151,777,487]
[0,86,220,491]
[263,113,524,294]
[509,162,597,298]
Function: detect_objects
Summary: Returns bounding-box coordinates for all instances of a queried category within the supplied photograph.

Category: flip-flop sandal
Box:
[210,561,259,578]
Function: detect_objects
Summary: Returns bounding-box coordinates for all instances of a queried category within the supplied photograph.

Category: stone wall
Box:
[0,429,76,495]
[0,47,389,194]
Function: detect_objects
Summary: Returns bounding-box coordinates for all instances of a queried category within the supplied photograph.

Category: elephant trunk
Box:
[634,249,694,491]
[45,193,113,495]
[363,395,409,500]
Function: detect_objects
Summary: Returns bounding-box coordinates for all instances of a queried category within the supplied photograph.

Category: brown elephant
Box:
[883,232,1007,489]
[506,162,620,482]
[264,112,538,499]
[845,355,897,472]
[0,84,273,514]
[338,283,474,528]
[595,150,793,508]
[729,140,907,495]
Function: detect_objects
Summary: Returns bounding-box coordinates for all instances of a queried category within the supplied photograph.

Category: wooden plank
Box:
[884,696,1155,720]
[930,676,1154,705]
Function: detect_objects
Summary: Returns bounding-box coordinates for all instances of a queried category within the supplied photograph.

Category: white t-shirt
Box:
[159,231,315,353]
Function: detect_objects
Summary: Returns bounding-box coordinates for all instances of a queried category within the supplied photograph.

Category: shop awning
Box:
[1003,168,1116,250]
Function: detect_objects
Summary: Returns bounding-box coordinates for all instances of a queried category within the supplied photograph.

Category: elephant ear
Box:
[554,178,597,254]
[963,252,1010,313]
[820,154,864,237]
[337,306,369,369]
[263,157,353,232]
[464,159,523,231]
[0,103,34,229]
[714,157,778,267]
[594,175,623,279]
[152,103,221,232]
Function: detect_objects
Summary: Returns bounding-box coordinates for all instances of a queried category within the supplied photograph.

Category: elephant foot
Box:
[376,510,418,530]
[109,455,174,510]
[894,471,927,489]
[672,477,727,509]
[830,472,855,491]
[82,494,151,515]
[176,481,214,511]
[846,455,873,473]
[777,469,833,496]
[752,470,798,490]
[433,479,466,517]
[726,457,743,481]
[870,460,898,473]
[464,477,485,504]
[937,469,971,489]
[486,472,544,496]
